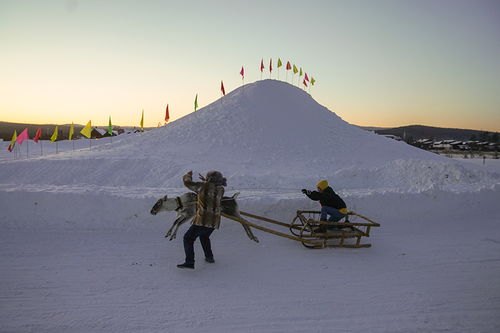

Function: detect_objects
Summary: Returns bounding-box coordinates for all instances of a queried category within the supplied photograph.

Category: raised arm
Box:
[183,171,203,193]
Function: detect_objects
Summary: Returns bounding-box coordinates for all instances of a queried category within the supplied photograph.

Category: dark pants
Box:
[183,225,215,265]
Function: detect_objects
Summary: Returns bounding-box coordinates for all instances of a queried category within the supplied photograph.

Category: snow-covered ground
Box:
[1,80,499,332]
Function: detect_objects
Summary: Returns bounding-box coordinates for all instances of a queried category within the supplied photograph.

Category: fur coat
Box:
[183,172,225,229]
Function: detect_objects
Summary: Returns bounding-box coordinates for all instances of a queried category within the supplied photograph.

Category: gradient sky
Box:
[1,0,499,131]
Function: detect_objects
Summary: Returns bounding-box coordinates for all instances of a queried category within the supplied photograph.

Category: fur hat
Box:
[206,170,227,187]
[316,180,329,190]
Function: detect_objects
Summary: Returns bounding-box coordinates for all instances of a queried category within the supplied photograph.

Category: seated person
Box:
[302,180,347,232]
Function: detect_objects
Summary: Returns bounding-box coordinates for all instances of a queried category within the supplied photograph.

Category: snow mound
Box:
[0,80,498,192]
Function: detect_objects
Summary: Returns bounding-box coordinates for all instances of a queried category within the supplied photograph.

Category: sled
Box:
[221,209,380,249]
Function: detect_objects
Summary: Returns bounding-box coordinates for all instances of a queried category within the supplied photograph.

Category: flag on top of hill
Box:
[292,64,298,74]
[69,123,74,140]
[269,58,272,72]
[277,58,282,68]
[7,130,17,152]
[286,61,291,70]
[107,117,113,135]
[260,59,264,72]
[165,104,170,123]
[299,67,303,76]
[305,73,309,82]
[50,126,58,142]
[140,110,144,130]
[220,81,225,96]
[80,121,92,138]
[15,128,29,145]
[33,128,41,143]
[194,94,198,111]
[303,79,308,87]
[240,66,244,78]
[311,77,316,85]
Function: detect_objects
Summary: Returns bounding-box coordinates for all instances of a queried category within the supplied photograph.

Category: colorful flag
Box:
[33,128,41,143]
[220,81,225,96]
[7,130,17,152]
[50,126,58,142]
[277,58,283,68]
[292,64,298,74]
[303,79,308,87]
[299,67,303,76]
[165,104,170,123]
[80,120,92,138]
[260,59,264,72]
[269,58,273,72]
[194,94,198,111]
[140,110,144,130]
[305,73,309,82]
[311,77,316,85]
[286,61,291,70]
[69,123,74,140]
[15,128,29,145]
[240,66,244,78]
[107,117,113,135]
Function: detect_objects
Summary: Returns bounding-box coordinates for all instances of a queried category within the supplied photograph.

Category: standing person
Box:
[177,170,227,269]
[302,180,347,232]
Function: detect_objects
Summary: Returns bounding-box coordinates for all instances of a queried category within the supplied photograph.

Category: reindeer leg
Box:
[234,212,259,243]
[165,215,184,239]
[170,216,189,241]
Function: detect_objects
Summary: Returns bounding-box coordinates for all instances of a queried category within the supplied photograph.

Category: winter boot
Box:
[177,262,194,269]
[205,257,215,263]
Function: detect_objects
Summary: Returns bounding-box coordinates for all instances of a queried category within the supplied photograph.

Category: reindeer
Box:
[150,191,259,243]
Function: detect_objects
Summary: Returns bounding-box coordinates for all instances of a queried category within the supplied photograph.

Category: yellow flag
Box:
[293,64,298,74]
[7,130,17,151]
[69,123,74,140]
[50,126,58,142]
[140,110,144,130]
[80,120,92,138]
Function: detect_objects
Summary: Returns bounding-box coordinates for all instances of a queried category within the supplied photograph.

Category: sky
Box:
[1,0,499,131]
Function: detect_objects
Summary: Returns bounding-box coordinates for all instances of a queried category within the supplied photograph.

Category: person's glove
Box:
[301,189,311,195]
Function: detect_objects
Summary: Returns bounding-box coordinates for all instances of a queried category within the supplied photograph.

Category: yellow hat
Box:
[316,180,328,190]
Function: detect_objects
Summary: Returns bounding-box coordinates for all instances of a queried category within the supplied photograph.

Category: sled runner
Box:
[222,210,380,249]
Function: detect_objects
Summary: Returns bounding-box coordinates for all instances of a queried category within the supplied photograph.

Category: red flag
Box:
[33,128,41,142]
[240,66,244,78]
[305,73,309,82]
[303,79,308,87]
[269,58,272,72]
[165,104,170,123]
[260,59,264,72]
[221,80,226,96]
[16,128,29,145]
[286,61,291,70]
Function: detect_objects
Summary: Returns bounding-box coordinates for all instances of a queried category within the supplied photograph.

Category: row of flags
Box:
[7,120,95,152]
[242,58,316,87]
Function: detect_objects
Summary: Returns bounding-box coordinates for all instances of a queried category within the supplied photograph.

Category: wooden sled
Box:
[222,209,380,249]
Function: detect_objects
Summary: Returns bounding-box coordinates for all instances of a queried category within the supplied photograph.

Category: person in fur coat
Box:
[177,170,227,269]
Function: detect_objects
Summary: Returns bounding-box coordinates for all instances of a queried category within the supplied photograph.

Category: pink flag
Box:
[33,128,41,143]
[15,128,29,145]
[286,61,291,70]
[269,58,272,72]
[240,66,244,78]
[305,73,309,82]
[260,59,264,72]
[221,80,226,96]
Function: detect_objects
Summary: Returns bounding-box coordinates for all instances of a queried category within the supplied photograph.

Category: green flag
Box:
[311,77,316,85]
[194,94,198,111]
[69,123,74,140]
[107,116,113,135]
[50,126,58,142]
[293,64,298,74]
[277,58,283,68]
[299,67,303,76]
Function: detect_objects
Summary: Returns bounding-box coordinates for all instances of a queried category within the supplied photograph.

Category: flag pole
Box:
[40,141,43,156]
[56,141,58,154]
[27,140,29,159]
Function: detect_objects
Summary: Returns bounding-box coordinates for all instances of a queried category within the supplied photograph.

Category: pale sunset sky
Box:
[1,0,499,131]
